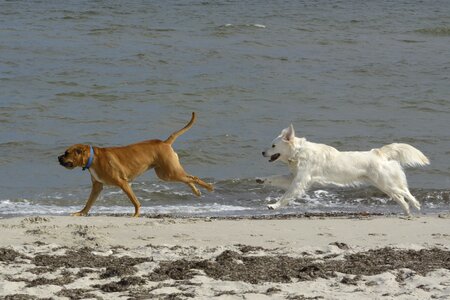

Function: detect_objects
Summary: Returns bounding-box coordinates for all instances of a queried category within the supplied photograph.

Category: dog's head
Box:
[262,124,296,163]
[58,144,90,169]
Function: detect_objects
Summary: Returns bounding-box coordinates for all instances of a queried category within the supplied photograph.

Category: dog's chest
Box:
[288,157,308,175]
[89,169,105,183]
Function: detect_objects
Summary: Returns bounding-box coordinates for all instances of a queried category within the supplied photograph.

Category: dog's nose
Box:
[262,151,265,156]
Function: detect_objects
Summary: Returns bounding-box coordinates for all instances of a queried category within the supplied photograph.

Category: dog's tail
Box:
[378,143,430,168]
[164,112,196,145]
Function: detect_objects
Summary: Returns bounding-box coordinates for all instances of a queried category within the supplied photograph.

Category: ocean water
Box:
[0,0,449,217]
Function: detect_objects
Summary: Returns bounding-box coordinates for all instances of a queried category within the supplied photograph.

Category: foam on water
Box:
[0,178,448,217]
[0,199,252,217]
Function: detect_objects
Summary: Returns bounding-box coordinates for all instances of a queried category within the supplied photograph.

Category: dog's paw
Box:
[256,178,265,184]
[191,187,201,197]
[400,214,416,220]
[71,211,87,217]
[267,203,280,210]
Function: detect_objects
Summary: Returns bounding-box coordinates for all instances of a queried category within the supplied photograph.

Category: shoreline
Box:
[1,214,449,299]
[0,210,429,220]
[0,210,386,219]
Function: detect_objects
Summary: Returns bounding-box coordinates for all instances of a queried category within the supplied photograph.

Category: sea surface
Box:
[1,0,449,217]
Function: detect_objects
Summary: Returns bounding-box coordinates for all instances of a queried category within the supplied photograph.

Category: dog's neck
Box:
[82,145,95,171]
[287,137,307,164]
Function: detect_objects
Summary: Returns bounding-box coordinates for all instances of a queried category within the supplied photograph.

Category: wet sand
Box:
[1,214,449,299]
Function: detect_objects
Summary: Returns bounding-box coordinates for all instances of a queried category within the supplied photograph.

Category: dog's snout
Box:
[262,151,266,156]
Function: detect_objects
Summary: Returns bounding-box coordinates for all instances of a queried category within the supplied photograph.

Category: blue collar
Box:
[82,145,94,171]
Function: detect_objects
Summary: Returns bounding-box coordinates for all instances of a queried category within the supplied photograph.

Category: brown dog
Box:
[58,112,213,217]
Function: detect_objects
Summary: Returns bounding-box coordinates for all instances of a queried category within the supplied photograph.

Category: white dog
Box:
[258,125,430,216]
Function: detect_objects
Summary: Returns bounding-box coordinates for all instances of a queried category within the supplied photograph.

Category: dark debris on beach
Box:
[32,247,151,270]
[148,247,450,284]
[1,245,449,299]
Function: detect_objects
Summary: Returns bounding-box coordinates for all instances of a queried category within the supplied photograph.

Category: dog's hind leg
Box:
[402,189,421,211]
[117,180,141,217]
[390,193,411,216]
[368,166,414,216]
[372,180,412,216]
[187,182,201,196]
[187,175,214,192]
[180,175,213,197]
[154,155,213,195]
[72,181,103,216]
[395,169,421,212]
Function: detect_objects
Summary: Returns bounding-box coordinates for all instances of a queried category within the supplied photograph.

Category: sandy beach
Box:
[1,213,449,299]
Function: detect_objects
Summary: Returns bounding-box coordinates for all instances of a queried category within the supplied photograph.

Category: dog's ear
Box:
[80,145,91,164]
[282,124,295,142]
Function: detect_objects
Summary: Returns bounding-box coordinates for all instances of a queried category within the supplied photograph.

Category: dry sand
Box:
[0,213,449,299]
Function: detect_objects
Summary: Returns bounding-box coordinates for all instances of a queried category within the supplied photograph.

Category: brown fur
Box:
[58,112,213,217]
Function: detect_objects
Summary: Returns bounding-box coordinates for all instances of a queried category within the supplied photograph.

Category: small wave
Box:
[399,39,426,43]
[415,27,450,36]
[147,28,176,32]
[213,23,266,36]
[0,140,39,148]
[55,92,86,98]
[0,199,81,216]
[84,203,253,216]
[47,80,79,87]
[89,27,122,35]
[222,23,266,29]
[0,199,252,217]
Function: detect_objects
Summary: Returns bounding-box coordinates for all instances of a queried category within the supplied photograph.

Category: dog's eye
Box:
[272,144,275,148]
[64,151,69,156]
[75,149,82,155]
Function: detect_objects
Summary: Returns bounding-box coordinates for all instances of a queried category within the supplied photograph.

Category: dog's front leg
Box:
[117,180,141,217]
[72,181,103,216]
[267,175,310,210]
[256,174,293,190]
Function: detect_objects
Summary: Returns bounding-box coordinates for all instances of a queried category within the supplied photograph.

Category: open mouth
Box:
[59,159,74,169]
[269,153,280,162]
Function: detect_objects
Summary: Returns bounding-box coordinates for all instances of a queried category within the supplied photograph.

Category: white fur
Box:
[260,125,430,216]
